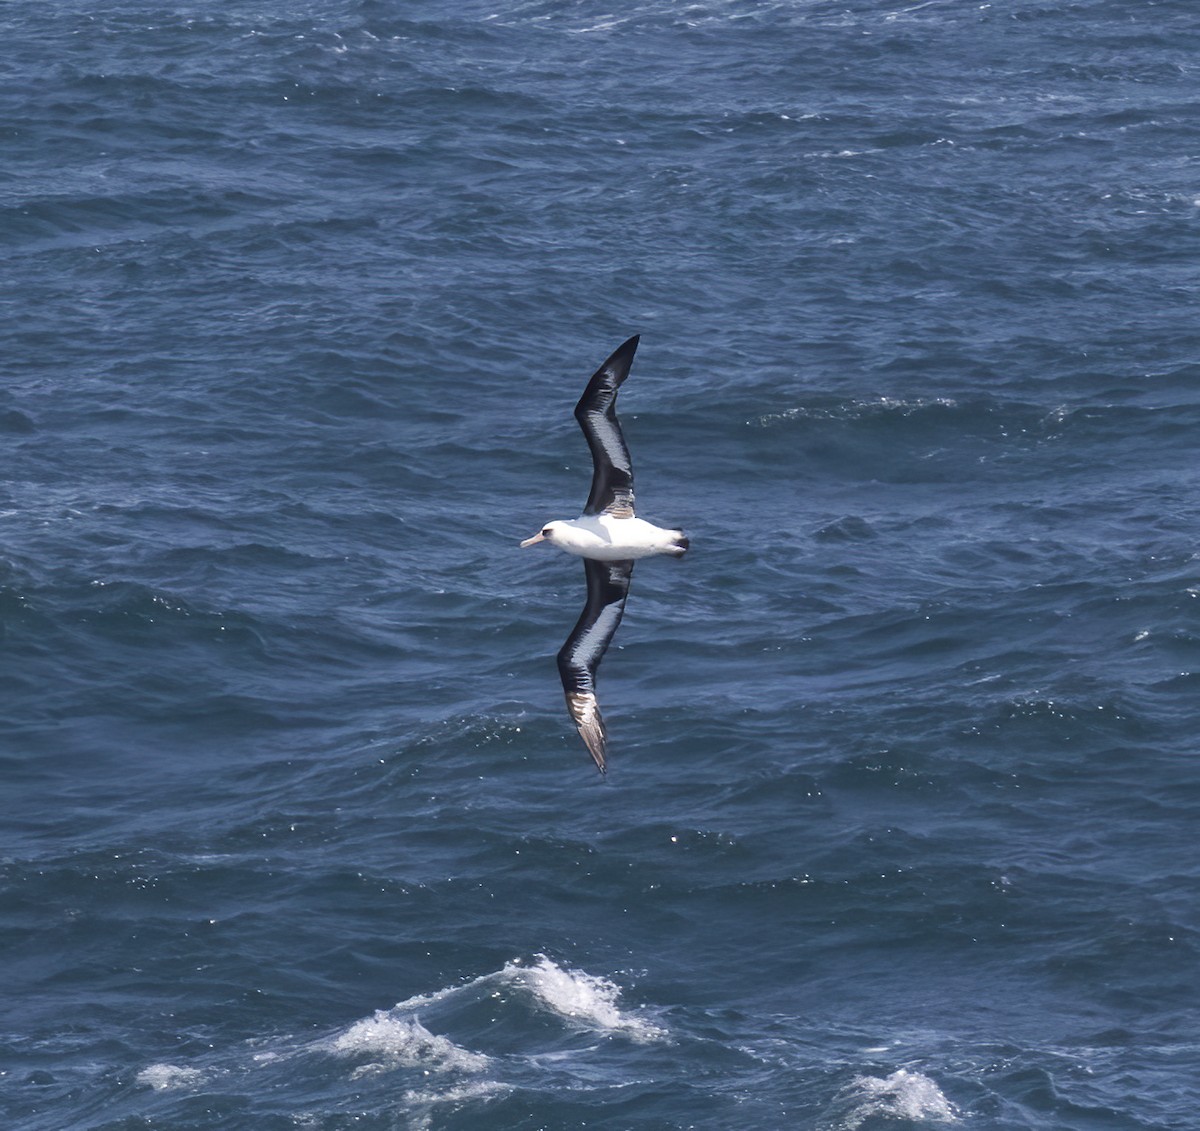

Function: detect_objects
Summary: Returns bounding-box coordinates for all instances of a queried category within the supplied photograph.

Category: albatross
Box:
[521,336,688,773]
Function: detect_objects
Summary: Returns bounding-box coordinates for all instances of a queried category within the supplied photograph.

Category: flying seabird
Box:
[521,336,688,773]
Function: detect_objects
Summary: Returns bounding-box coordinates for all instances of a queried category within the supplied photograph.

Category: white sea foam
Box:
[402,1080,512,1131]
[756,396,960,428]
[836,1068,958,1128]
[501,954,667,1043]
[135,1063,206,1091]
[383,954,666,1045]
[328,1012,489,1079]
[403,1079,510,1106]
[136,956,661,1108]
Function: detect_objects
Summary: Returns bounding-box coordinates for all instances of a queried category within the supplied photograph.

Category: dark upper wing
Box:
[575,335,639,517]
[555,557,634,773]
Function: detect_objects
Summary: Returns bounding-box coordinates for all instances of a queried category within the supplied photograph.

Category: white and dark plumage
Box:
[521,336,688,773]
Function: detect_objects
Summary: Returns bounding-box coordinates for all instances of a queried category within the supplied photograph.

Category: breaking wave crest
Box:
[500,954,668,1043]
[829,1068,959,1129]
[133,955,664,1122]
[328,1013,491,1079]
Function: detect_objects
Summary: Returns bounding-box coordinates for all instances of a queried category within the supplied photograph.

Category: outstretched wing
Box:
[575,335,639,518]
[556,557,634,773]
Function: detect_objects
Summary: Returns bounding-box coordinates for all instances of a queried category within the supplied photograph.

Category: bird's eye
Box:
[542,527,553,537]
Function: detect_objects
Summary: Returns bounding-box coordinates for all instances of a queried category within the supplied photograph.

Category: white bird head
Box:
[520,521,560,548]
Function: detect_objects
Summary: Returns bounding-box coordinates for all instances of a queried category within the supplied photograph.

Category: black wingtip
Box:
[586,740,608,776]
[603,334,640,368]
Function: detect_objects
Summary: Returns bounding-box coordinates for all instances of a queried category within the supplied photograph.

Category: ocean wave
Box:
[827,1068,959,1129]
[119,955,665,1123]
[503,954,668,1043]
[371,953,668,1047]
[328,1013,490,1079]
[134,1063,209,1092]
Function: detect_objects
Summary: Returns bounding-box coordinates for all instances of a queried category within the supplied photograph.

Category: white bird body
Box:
[522,514,687,561]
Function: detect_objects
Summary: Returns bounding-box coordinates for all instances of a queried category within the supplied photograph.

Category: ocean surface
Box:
[3,1,1199,1128]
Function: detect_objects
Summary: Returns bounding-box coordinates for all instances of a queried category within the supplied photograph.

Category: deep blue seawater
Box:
[3,1,1199,1127]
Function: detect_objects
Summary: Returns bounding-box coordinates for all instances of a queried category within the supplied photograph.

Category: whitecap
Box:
[402,1079,512,1130]
[328,1012,489,1078]
[380,954,666,1045]
[835,1068,958,1128]
[135,1063,206,1091]
[500,954,667,1043]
